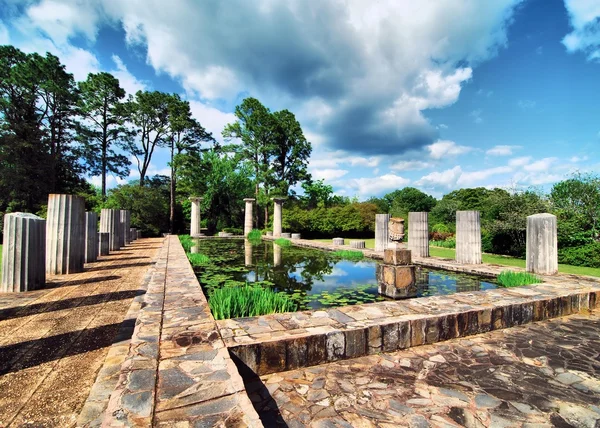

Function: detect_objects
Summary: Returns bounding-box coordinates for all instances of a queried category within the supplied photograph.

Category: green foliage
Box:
[187,252,211,267]
[301,179,334,208]
[274,238,292,247]
[384,187,436,217]
[209,284,297,320]
[222,227,243,234]
[179,234,194,252]
[558,243,600,268]
[430,238,455,249]
[331,250,364,260]
[247,229,262,244]
[431,223,450,234]
[496,271,542,288]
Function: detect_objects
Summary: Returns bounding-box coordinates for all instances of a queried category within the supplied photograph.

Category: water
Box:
[191,239,497,310]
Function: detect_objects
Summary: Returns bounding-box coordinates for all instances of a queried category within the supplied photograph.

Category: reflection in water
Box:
[190,245,199,254]
[192,239,497,310]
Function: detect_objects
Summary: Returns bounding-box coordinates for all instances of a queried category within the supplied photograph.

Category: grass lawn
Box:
[313,239,600,278]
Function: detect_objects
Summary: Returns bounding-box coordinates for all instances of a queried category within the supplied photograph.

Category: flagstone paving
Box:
[0,238,161,427]
[249,312,600,427]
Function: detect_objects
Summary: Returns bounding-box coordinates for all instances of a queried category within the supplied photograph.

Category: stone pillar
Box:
[190,197,203,238]
[46,194,85,275]
[273,243,282,267]
[408,212,429,257]
[85,212,99,263]
[1,213,46,292]
[280,232,291,238]
[291,233,301,239]
[99,232,109,256]
[100,209,121,251]
[377,249,416,299]
[120,210,131,245]
[333,238,344,246]
[244,198,255,237]
[350,240,365,249]
[130,228,136,242]
[272,198,285,238]
[456,211,482,264]
[245,240,253,267]
[526,213,558,275]
[375,214,390,252]
[137,230,142,240]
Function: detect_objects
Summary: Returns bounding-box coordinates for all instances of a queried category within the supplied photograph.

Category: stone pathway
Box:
[250,313,600,427]
[0,238,161,427]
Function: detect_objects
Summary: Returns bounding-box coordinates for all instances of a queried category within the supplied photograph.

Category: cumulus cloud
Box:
[340,174,411,199]
[562,0,600,60]
[0,20,9,44]
[416,166,463,191]
[470,109,483,124]
[188,101,237,145]
[426,140,473,159]
[111,55,148,95]
[486,145,521,156]
[311,168,349,181]
[389,160,433,171]
[517,99,536,109]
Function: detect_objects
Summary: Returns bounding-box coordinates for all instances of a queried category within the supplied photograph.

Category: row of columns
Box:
[403,211,558,275]
[1,194,139,292]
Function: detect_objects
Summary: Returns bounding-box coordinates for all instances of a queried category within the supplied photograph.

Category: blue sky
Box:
[1,0,599,199]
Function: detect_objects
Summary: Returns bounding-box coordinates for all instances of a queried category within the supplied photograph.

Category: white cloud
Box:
[311,168,349,181]
[416,166,462,190]
[570,155,588,162]
[188,101,237,145]
[517,99,536,109]
[562,0,600,60]
[0,20,9,45]
[426,140,473,159]
[390,160,433,171]
[523,157,557,172]
[457,166,513,186]
[508,156,532,167]
[470,109,483,124]
[486,145,521,156]
[340,174,411,199]
[437,123,448,129]
[111,55,148,95]
[308,150,382,169]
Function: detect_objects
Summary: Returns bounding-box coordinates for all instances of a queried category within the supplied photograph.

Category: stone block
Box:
[382,322,399,352]
[367,326,382,354]
[291,233,301,239]
[286,337,307,371]
[398,321,411,349]
[376,264,417,299]
[130,228,136,242]
[526,213,558,275]
[1,213,46,292]
[332,237,344,246]
[258,341,286,374]
[456,210,482,264]
[307,335,327,366]
[266,231,273,237]
[99,232,109,256]
[46,194,85,274]
[410,318,426,346]
[350,240,365,249]
[326,331,345,361]
[408,212,429,257]
[344,329,366,358]
[384,248,412,265]
[280,232,291,238]
[85,212,99,263]
[100,209,121,251]
[137,230,142,240]
[120,210,131,246]
[375,213,390,251]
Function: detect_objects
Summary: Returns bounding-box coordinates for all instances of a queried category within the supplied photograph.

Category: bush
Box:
[247,229,262,244]
[209,285,297,319]
[331,250,364,260]
[558,243,600,268]
[430,236,455,248]
[430,231,452,241]
[223,227,243,235]
[187,253,211,267]
[497,271,542,287]
[179,235,194,252]
[431,223,450,234]
[274,238,292,247]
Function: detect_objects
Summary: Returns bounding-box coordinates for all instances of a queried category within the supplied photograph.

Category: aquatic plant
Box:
[331,250,364,260]
[179,234,194,252]
[274,238,292,247]
[247,229,262,244]
[497,270,542,287]
[209,284,297,319]
[187,252,211,266]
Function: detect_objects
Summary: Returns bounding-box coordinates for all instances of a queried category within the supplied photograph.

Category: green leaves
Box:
[496,271,542,288]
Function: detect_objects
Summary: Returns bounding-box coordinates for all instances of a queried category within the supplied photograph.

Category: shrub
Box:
[209,285,297,320]
[274,238,292,247]
[331,250,364,260]
[558,242,600,268]
[223,227,243,235]
[187,253,211,267]
[179,234,194,252]
[430,231,453,241]
[431,223,450,234]
[497,271,542,288]
[247,229,262,244]
[430,236,455,248]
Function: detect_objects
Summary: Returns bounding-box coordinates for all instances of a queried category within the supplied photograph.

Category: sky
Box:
[1,0,599,199]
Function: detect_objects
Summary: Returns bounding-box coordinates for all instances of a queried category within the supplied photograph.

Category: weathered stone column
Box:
[273,243,282,267]
[190,197,203,238]
[130,228,136,242]
[137,230,142,240]
[526,213,558,275]
[85,212,99,263]
[100,209,121,251]
[375,214,390,251]
[456,211,482,264]
[244,198,255,237]
[46,194,85,275]
[2,213,46,292]
[245,240,253,267]
[120,210,131,245]
[408,212,429,257]
[272,198,285,238]
[99,232,109,256]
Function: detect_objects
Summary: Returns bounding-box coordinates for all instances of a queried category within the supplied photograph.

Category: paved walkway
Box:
[0,238,161,427]
[250,313,600,427]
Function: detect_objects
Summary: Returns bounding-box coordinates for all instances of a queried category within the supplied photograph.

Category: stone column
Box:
[244,198,255,237]
[85,212,99,263]
[190,197,203,238]
[408,212,429,257]
[46,194,85,275]
[130,228,135,242]
[272,198,285,237]
[456,211,482,264]
[99,232,110,256]
[137,230,142,240]
[526,213,558,275]
[375,214,390,252]
[121,210,131,245]
[2,213,46,292]
[100,209,121,251]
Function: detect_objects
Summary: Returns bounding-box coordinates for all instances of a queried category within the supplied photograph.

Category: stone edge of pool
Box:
[220,236,600,376]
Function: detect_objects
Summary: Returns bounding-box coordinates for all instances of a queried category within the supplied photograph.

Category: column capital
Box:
[243,198,256,202]
[189,196,204,203]
[272,197,286,203]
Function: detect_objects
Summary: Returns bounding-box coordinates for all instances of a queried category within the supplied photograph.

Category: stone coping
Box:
[220,237,600,376]
[102,236,262,427]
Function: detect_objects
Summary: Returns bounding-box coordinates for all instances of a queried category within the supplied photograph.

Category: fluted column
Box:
[46,194,86,274]
[244,198,255,237]
[272,198,285,237]
[526,213,558,275]
[2,213,46,292]
[100,209,121,251]
[408,212,429,257]
[85,212,99,263]
[120,210,131,245]
[375,214,390,252]
[456,210,482,264]
[99,232,110,256]
[190,197,203,238]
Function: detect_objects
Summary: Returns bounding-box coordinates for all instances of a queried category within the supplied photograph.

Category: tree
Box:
[165,95,214,233]
[384,187,436,217]
[126,90,171,186]
[301,179,334,209]
[78,72,131,198]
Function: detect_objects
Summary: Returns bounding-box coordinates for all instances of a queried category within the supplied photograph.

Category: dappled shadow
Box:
[230,352,288,427]
[44,275,122,289]
[0,320,135,375]
[0,289,145,321]
[95,256,150,262]
[84,262,153,272]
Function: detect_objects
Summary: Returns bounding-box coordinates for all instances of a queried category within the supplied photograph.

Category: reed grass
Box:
[187,252,211,266]
[179,234,194,252]
[247,229,262,244]
[331,250,364,260]
[497,270,542,287]
[274,238,292,247]
[209,285,297,320]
